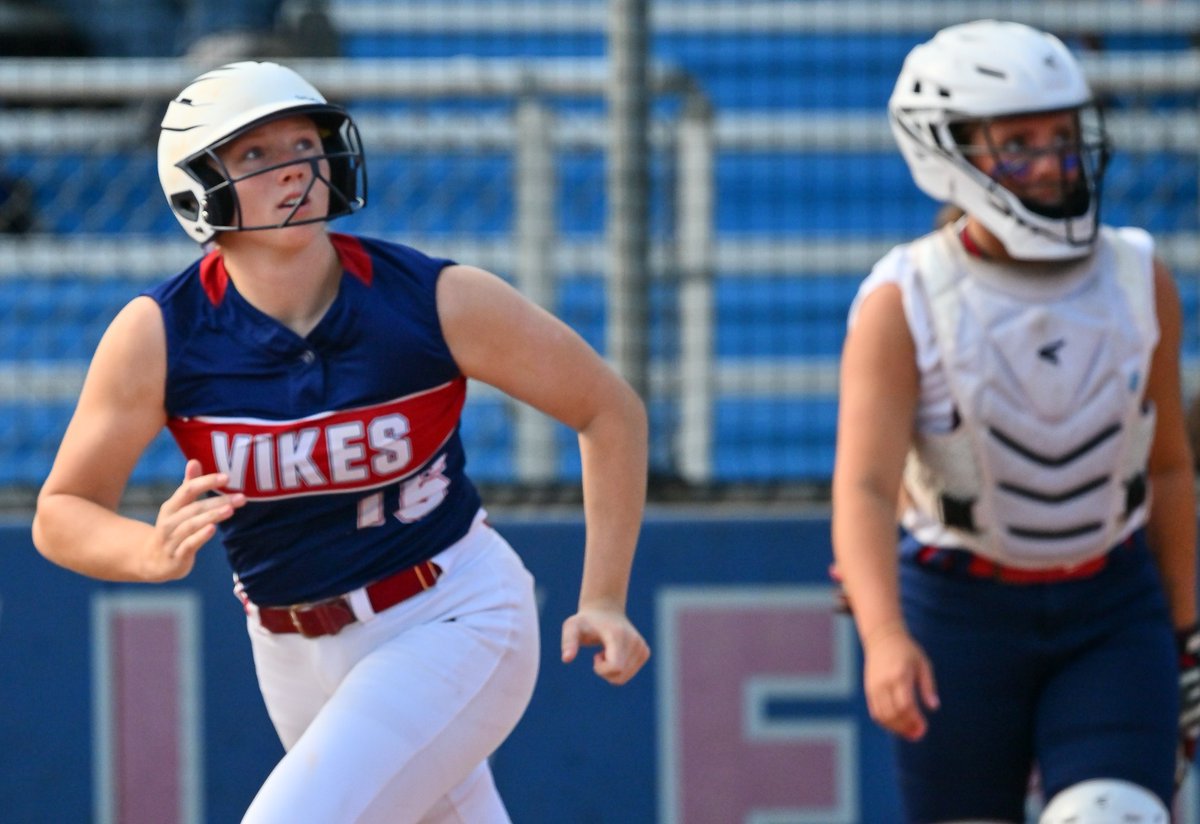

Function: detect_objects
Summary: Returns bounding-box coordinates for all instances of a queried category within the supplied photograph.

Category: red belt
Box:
[914,545,1115,584]
[255,559,443,638]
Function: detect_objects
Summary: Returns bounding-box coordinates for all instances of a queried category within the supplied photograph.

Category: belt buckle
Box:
[286,598,354,638]
[288,604,313,637]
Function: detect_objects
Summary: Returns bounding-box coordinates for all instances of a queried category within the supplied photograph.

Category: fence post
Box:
[675,91,715,484]
[513,92,558,482]
[606,0,651,399]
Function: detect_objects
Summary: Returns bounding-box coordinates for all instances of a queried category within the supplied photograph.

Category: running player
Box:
[32,61,650,823]
[831,20,1197,823]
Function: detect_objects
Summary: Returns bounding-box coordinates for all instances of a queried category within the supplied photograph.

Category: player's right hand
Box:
[561,606,651,686]
[861,623,939,742]
[144,459,244,581]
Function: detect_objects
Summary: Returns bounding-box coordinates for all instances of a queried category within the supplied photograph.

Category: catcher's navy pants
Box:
[894,529,1177,823]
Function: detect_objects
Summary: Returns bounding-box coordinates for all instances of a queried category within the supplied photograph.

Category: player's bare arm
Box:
[832,282,938,740]
[1143,257,1198,630]
[32,296,245,582]
[437,264,651,684]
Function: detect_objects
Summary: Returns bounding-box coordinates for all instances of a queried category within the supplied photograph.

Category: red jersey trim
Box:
[197,234,373,308]
[330,233,373,285]
[166,377,466,500]
[199,249,228,305]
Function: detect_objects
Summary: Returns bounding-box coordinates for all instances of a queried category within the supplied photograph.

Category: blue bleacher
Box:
[342,32,917,111]
[714,275,853,360]
[714,397,838,482]
[0,279,134,360]
[1102,153,1200,234]
[2,20,1198,489]
[6,152,176,236]
[0,402,68,485]
[9,151,1195,243]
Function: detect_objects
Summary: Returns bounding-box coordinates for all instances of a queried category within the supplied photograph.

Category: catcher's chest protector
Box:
[902,225,1157,567]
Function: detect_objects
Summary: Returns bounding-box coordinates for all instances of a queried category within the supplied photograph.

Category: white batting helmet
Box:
[158,61,366,243]
[888,19,1109,260]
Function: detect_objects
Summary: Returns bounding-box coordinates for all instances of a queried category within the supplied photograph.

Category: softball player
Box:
[32,61,650,823]
[831,20,1198,823]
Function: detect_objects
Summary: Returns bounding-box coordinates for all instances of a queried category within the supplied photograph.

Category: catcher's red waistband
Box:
[912,538,1133,585]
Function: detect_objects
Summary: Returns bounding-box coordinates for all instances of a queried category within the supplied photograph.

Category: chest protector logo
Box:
[903,227,1157,567]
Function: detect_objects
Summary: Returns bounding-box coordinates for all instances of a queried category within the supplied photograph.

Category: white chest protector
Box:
[901,224,1158,568]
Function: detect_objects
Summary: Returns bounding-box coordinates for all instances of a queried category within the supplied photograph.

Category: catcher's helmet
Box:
[889,19,1108,260]
[158,61,366,243]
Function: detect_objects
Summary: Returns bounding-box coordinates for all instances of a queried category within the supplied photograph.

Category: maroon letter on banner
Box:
[657,587,857,824]
[92,593,202,824]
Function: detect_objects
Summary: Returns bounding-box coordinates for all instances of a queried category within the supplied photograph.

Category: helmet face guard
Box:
[159,62,368,243]
[949,104,1108,248]
[171,106,366,235]
[888,20,1110,260]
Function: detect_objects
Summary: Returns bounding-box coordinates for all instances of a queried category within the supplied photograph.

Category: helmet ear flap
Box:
[313,114,366,218]
[186,160,239,230]
[326,155,359,212]
[169,191,201,223]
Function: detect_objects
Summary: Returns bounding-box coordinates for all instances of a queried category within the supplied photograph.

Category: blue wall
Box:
[0,512,905,823]
[11,512,1196,823]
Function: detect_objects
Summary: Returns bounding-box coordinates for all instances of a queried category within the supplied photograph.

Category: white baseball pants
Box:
[240,510,541,823]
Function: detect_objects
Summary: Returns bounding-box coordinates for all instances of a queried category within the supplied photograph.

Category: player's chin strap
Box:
[1177,621,1200,792]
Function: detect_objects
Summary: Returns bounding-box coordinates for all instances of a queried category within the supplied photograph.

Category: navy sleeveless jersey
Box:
[145,233,483,606]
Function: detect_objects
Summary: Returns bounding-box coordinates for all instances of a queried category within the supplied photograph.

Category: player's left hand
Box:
[562,606,650,686]
[1176,622,1200,792]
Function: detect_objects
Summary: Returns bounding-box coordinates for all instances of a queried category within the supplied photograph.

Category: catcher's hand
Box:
[1177,622,1200,792]
[829,563,852,614]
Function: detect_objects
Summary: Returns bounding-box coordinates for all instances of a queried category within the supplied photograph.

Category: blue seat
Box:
[0,278,136,359]
[714,397,839,482]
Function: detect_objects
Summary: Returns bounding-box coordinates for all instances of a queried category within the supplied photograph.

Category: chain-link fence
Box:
[1,1,1198,507]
